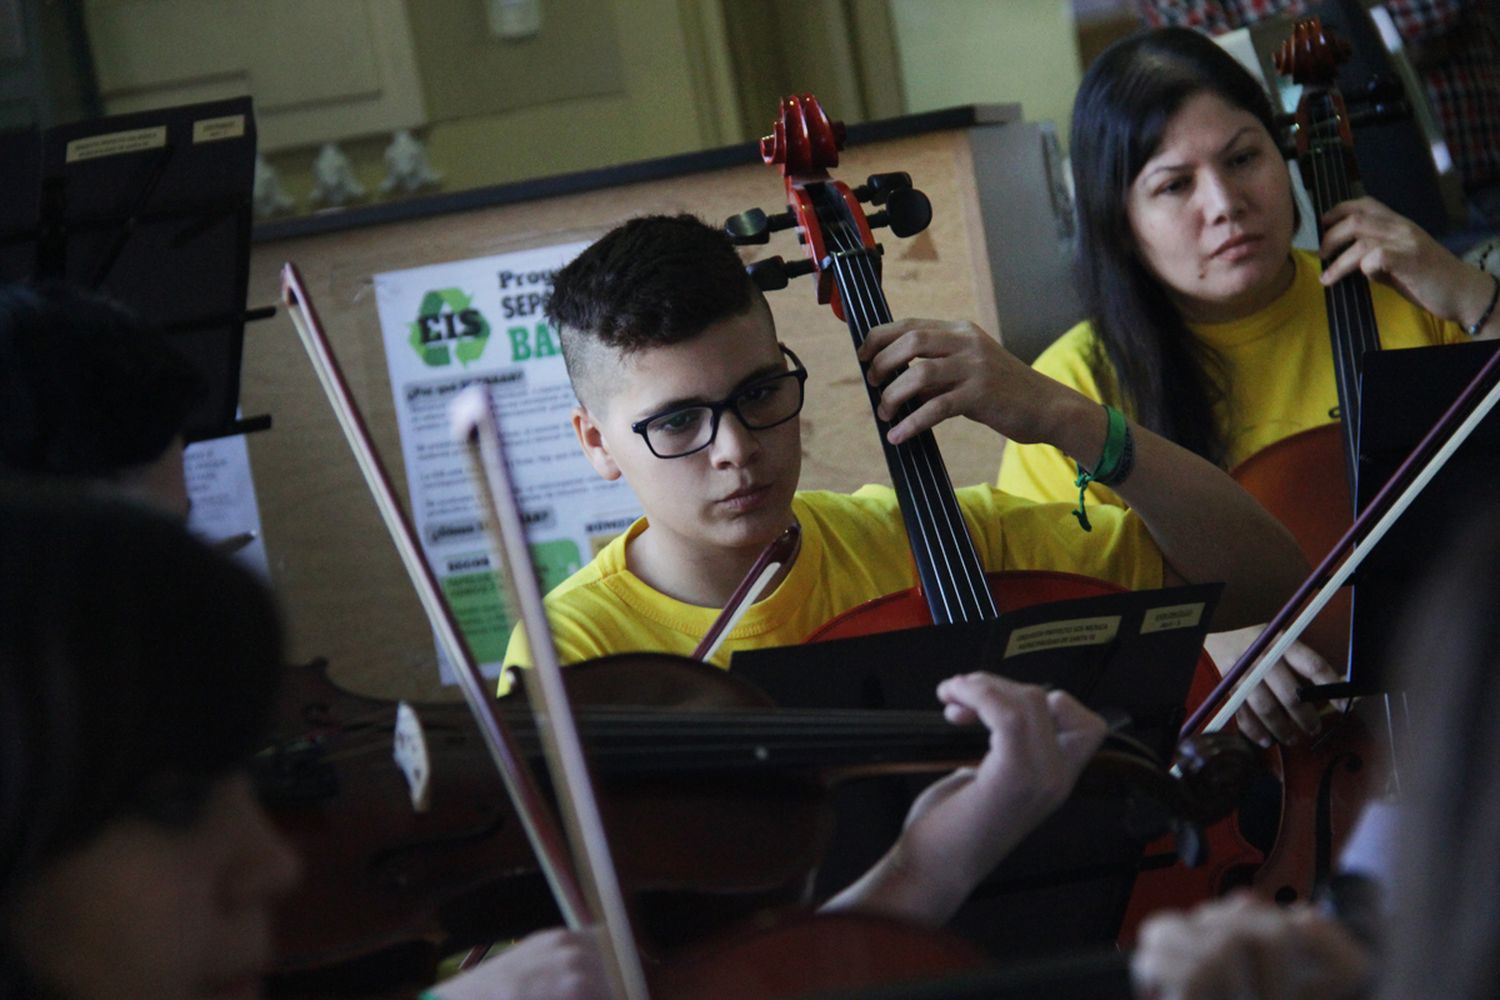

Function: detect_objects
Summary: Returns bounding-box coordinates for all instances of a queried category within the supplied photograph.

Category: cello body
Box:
[1230,423,1352,667]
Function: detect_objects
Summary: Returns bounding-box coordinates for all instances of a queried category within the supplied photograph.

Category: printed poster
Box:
[373,242,643,683]
[184,427,270,580]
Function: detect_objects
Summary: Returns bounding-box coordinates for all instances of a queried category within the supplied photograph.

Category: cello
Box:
[728,95,1133,637]
[1219,13,1400,895]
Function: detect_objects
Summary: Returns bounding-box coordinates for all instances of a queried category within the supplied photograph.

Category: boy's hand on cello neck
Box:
[860,317,1307,630]
[858,318,1072,446]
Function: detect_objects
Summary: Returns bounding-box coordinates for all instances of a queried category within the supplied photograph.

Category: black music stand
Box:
[1348,340,1500,694]
[732,583,1221,959]
[0,97,268,442]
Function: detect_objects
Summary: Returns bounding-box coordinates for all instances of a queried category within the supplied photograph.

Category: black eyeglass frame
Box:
[629,344,809,459]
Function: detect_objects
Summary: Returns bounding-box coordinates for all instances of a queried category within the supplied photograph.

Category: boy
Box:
[504,214,1304,669]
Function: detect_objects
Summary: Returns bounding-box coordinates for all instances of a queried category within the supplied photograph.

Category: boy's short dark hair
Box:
[0,282,202,479]
[547,214,768,409]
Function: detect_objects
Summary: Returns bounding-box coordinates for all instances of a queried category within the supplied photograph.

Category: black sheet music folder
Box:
[0,97,265,442]
[732,582,1220,758]
[730,582,1222,958]
[1350,339,1500,693]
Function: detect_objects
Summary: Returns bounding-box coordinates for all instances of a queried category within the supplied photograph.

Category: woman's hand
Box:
[1320,197,1497,337]
[1204,626,1345,747]
[1131,893,1371,1000]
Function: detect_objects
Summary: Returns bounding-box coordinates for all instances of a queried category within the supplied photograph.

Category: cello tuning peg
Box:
[725,207,797,246]
[853,172,913,205]
[745,256,816,292]
[867,187,932,239]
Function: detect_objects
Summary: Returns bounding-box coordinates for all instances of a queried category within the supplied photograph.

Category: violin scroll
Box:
[1077,729,1260,867]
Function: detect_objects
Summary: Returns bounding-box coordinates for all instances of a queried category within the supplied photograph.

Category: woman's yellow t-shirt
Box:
[999,249,1469,507]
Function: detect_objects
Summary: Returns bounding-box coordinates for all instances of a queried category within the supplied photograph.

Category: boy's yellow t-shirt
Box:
[502,483,1163,674]
[999,248,1469,507]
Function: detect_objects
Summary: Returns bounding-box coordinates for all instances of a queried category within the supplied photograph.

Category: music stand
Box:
[1349,340,1500,693]
[0,96,268,442]
[732,583,1221,958]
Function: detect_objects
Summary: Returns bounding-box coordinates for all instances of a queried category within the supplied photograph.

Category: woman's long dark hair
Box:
[0,486,284,998]
[1071,28,1287,465]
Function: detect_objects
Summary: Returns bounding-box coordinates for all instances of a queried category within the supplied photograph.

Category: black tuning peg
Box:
[867,187,932,239]
[745,256,817,291]
[725,207,797,246]
[852,172,913,205]
[1348,74,1408,127]
[1361,74,1402,103]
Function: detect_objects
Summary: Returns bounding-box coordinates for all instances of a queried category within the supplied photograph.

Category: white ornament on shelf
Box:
[252,154,295,219]
[308,143,366,208]
[380,130,443,195]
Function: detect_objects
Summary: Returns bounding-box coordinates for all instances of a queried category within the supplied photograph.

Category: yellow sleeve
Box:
[997,321,1126,510]
[957,485,1163,593]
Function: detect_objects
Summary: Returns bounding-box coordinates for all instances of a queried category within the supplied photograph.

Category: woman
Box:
[0,485,1109,998]
[997,27,1499,745]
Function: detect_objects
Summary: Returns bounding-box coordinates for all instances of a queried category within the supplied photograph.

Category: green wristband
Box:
[1072,404,1128,532]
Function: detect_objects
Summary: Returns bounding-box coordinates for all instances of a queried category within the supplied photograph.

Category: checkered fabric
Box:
[1135,0,1500,190]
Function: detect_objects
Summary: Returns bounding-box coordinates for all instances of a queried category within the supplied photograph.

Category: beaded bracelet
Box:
[1073,404,1133,531]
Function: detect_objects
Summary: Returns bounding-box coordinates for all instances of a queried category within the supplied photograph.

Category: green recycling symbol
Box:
[408,288,492,367]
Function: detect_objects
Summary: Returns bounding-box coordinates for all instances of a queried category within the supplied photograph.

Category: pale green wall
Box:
[888,0,1082,142]
[263,0,716,216]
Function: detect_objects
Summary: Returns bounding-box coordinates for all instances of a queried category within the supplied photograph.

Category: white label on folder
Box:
[65,126,167,162]
[193,115,245,144]
[1141,603,1206,634]
[1004,615,1120,657]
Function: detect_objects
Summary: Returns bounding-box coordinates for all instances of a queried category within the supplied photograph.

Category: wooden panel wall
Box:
[244,126,1004,702]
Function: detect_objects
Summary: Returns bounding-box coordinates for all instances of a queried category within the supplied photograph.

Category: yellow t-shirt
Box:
[998,249,1469,507]
[502,483,1163,672]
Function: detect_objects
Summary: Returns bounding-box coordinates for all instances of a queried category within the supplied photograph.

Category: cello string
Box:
[823,211,971,623]
[834,242,987,623]
[1308,113,1364,472]
[842,247,992,623]
[825,204,994,621]
[823,210,968,622]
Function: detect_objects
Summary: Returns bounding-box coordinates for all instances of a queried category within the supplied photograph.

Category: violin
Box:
[261,576,1255,974]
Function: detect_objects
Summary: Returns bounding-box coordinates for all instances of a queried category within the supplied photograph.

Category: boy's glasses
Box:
[630,345,808,459]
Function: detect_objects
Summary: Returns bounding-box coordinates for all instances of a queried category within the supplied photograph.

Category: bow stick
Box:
[691,524,801,663]
[1185,341,1500,739]
[450,386,649,1000]
[278,263,593,931]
